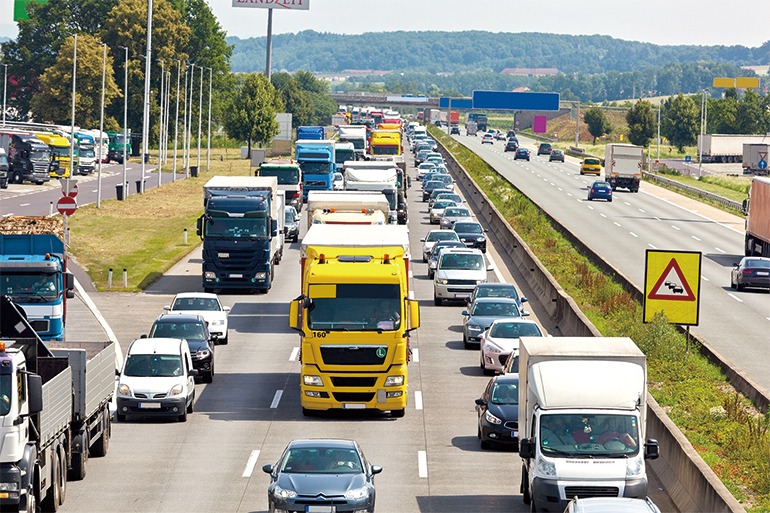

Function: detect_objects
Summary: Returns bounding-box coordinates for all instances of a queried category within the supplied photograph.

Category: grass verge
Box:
[429,125,770,511]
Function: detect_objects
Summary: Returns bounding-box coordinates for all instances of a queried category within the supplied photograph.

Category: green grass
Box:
[654,171,751,204]
[429,124,770,511]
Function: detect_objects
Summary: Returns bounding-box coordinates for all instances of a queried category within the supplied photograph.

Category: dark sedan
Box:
[262,439,382,513]
[475,374,520,450]
[730,256,770,291]
[549,149,564,162]
[284,206,300,243]
[453,221,487,252]
[514,147,530,161]
[148,314,215,383]
[462,297,525,348]
[504,139,519,152]
[422,179,447,201]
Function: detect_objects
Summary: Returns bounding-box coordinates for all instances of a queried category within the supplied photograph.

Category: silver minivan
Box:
[433,248,492,306]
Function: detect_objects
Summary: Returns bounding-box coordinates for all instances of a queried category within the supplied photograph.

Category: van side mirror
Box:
[189,369,199,377]
[371,465,383,475]
[644,439,659,460]
[519,438,533,459]
[223,306,231,314]
[27,375,43,415]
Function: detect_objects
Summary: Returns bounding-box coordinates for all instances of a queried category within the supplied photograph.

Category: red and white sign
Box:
[56,196,77,217]
[61,178,78,198]
[232,0,309,9]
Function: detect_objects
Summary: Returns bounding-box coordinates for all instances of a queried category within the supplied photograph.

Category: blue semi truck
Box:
[296,140,336,201]
[0,216,75,341]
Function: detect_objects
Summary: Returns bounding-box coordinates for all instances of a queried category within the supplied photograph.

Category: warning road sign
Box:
[643,250,701,325]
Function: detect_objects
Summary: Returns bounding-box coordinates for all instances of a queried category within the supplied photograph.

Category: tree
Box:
[734,90,770,134]
[583,107,612,144]
[272,73,313,127]
[30,34,122,126]
[293,71,337,126]
[222,73,281,154]
[661,94,699,152]
[626,99,656,147]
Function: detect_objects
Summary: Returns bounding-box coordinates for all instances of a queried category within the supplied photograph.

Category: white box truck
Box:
[306,191,389,228]
[605,144,643,192]
[518,337,659,512]
[742,143,770,175]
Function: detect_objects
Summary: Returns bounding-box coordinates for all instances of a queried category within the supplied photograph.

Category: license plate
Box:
[454,293,470,299]
[306,506,335,513]
[342,403,366,410]
[139,402,161,409]
[756,271,769,276]
[229,273,243,278]
[512,431,518,438]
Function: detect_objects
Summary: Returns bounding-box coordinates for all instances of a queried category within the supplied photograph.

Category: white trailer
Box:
[605,144,644,192]
[518,337,659,512]
[742,143,770,175]
[699,134,769,163]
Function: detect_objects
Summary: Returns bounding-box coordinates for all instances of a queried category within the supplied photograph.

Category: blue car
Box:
[514,147,530,161]
[587,180,613,202]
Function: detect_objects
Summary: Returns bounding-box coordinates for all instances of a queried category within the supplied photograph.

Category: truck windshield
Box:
[383,190,396,210]
[80,148,95,158]
[205,215,268,238]
[300,162,334,174]
[539,413,640,457]
[307,283,401,331]
[123,354,183,377]
[335,150,355,164]
[372,145,399,155]
[0,272,59,301]
[259,167,300,184]
[51,147,73,157]
[30,150,49,161]
[0,155,7,166]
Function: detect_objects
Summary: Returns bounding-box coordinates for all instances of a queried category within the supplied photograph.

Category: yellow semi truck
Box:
[35,132,74,178]
[289,224,420,417]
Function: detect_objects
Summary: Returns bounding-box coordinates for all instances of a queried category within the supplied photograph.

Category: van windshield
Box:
[439,253,484,270]
[539,414,640,457]
[123,354,183,377]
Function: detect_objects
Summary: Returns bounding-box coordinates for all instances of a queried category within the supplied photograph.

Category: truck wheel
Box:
[10,169,22,184]
[302,407,317,417]
[41,449,61,512]
[68,432,88,481]
[22,482,37,513]
[90,408,111,457]
[390,409,405,418]
[57,447,67,505]
[521,468,531,504]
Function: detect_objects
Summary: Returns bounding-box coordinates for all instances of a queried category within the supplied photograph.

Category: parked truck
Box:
[197,176,284,293]
[106,130,131,164]
[518,337,659,512]
[34,132,73,179]
[698,134,769,164]
[605,144,643,192]
[257,159,303,212]
[742,176,770,257]
[289,224,420,417]
[295,139,336,201]
[0,295,115,513]
[742,143,770,175]
[73,132,96,176]
[306,191,389,227]
[0,216,75,341]
[296,126,325,141]
[338,125,368,160]
[0,131,51,185]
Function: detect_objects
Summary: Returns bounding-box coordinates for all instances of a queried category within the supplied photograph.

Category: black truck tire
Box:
[41,449,61,512]
[90,408,111,457]
[68,431,88,481]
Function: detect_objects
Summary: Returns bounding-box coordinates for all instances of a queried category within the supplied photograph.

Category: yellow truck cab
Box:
[35,132,73,178]
[580,157,602,176]
[289,224,420,417]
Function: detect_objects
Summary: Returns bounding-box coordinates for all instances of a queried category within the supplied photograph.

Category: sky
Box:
[1,0,768,47]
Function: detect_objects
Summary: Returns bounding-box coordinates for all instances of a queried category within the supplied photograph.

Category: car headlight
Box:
[204,272,216,280]
[194,349,211,360]
[626,457,644,478]
[344,486,369,500]
[272,485,297,499]
[384,375,403,387]
[304,375,323,386]
[467,324,482,333]
[536,457,557,477]
[118,383,132,397]
[484,410,502,425]
[170,384,184,396]
[484,341,502,354]
[210,319,225,326]
[254,272,267,280]
[477,237,485,242]
[437,278,449,285]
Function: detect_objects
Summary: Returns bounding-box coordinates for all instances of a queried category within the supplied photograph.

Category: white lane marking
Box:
[414,391,423,410]
[648,243,658,249]
[671,225,680,231]
[408,270,413,279]
[767,317,770,322]
[242,450,260,478]
[692,235,702,241]
[587,205,594,210]
[566,193,573,197]
[418,451,428,478]
[408,290,415,300]
[485,251,506,283]
[638,208,646,213]
[557,187,563,192]
[3,213,14,217]
[728,293,743,303]
[702,275,710,282]
[599,213,607,218]
[270,390,283,409]
[629,232,638,238]
[613,222,621,227]
[715,247,726,254]
[20,203,30,207]
[412,348,419,363]
[289,347,300,361]
[624,201,631,206]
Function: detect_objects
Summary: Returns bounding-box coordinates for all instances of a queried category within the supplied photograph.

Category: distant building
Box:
[341,70,392,77]
[500,68,559,76]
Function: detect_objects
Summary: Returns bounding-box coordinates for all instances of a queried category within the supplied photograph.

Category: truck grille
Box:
[332,392,375,402]
[203,246,266,270]
[30,320,50,332]
[330,377,377,387]
[564,486,619,498]
[304,180,328,188]
[320,345,388,365]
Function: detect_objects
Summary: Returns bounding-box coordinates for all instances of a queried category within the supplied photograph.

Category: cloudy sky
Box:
[1,0,768,47]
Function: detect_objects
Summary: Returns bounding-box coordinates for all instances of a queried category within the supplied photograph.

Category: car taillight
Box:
[742,269,753,276]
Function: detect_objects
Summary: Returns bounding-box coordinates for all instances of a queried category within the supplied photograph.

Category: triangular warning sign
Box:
[759,151,767,161]
[648,258,696,301]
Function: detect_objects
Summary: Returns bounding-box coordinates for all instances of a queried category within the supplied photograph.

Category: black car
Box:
[423,180,448,201]
[284,206,300,242]
[148,314,215,383]
[263,439,382,513]
[730,256,770,291]
[453,221,487,253]
[506,129,516,139]
[537,142,553,155]
[549,149,565,162]
[450,126,460,135]
[475,374,520,449]
[514,148,531,161]
[504,139,519,152]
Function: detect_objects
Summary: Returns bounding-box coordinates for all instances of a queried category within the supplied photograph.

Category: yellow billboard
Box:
[643,250,701,325]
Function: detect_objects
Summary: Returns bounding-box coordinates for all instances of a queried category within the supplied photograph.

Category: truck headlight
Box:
[304,375,323,386]
[0,483,19,491]
[118,384,132,397]
[484,410,502,425]
[626,457,644,478]
[204,272,216,280]
[272,485,297,499]
[344,486,369,500]
[170,384,184,396]
[384,375,403,387]
[536,457,557,477]
[254,272,267,280]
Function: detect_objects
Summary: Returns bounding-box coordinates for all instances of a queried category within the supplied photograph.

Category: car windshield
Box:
[490,321,541,338]
[491,382,518,405]
[439,253,484,270]
[306,283,401,331]
[472,301,520,317]
[444,208,470,218]
[539,414,640,457]
[424,180,443,190]
[454,223,483,234]
[285,210,296,223]
[123,354,183,378]
[150,322,206,340]
[172,297,221,311]
[426,231,459,242]
[432,201,456,210]
[280,447,363,474]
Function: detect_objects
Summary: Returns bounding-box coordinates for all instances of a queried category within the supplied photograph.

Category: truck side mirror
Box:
[741,198,749,215]
[644,439,659,460]
[271,219,278,237]
[406,299,420,332]
[288,298,304,335]
[519,438,533,459]
[196,216,203,237]
[64,271,75,298]
[27,374,43,415]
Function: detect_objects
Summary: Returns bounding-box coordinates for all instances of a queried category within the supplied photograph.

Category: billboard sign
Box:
[232,0,309,9]
[439,98,473,109]
[472,91,560,111]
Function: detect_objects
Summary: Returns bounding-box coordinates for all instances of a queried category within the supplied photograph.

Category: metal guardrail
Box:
[642,172,744,211]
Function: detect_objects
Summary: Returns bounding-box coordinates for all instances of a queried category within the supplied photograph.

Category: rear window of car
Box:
[454,222,483,234]
[444,208,470,217]
[584,158,601,165]
[427,231,460,242]
[477,285,520,300]
[539,143,552,150]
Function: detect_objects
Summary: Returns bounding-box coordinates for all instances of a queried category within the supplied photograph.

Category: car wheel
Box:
[608,198,613,202]
[302,407,318,417]
[480,439,492,450]
[434,295,442,306]
[116,413,126,422]
[391,409,405,418]
[736,282,744,292]
[178,409,187,422]
[187,395,195,414]
[587,197,592,201]
[580,170,584,175]
[427,270,434,279]
[203,370,213,384]
[477,425,482,439]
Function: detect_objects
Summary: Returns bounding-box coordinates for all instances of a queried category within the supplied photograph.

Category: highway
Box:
[450,132,770,395]
[35,148,677,512]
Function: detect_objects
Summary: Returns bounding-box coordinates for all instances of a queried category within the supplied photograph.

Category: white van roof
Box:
[128,337,187,355]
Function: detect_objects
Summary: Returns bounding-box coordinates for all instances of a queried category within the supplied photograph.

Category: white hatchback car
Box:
[479,318,543,375]
[164,292,231,344]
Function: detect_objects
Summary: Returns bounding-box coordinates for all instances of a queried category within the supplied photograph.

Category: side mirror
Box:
[223,306,231,314]
[419,238,425,243]
[519,438,534,459]
[261,464,274,474]
[27,374,43,415]
[521,297,528,303]
[461,310,469,316]
[522,310,530,317]
[474,398,486,406]
[486,265,494,272]
[371,465,383,475]
[140,334,148,339]
[271,219,278,237]
[163,305,171,312]
[644,439,659,460]
[189,369,199,377]
[196,216,203,237]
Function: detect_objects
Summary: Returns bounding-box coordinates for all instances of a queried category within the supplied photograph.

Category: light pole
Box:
[69,34,77,185]
[157,58,164,186]
[206,67,212,172]
[96,43,106,208]
[187,63,195,176]
[657,99,662,163]
[173,59,181,180]
[118,46,128,198]
[164,70,171,164]
[197,64,203,172]
[2,64,7,127]
[182,65,189,174]
[141,0,153,194]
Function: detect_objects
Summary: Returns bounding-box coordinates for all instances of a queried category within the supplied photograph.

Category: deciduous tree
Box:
[583,107,612,144]
[222,73,282,154]
[626,99,656,147]
[661,94,699,152]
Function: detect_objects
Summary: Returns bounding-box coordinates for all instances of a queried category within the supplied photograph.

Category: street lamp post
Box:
[158,58,164,186]
[69,34,77,187]
[141,0,153,194]
[657,99,662,162]
[206,67,212,172]
[2,64,8,127]
[173,59,181,180]
[197,64,203,172]
[97,43,106,208]
[182,65,189,174]
[187,64,195,176]
[118,46,128,198]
